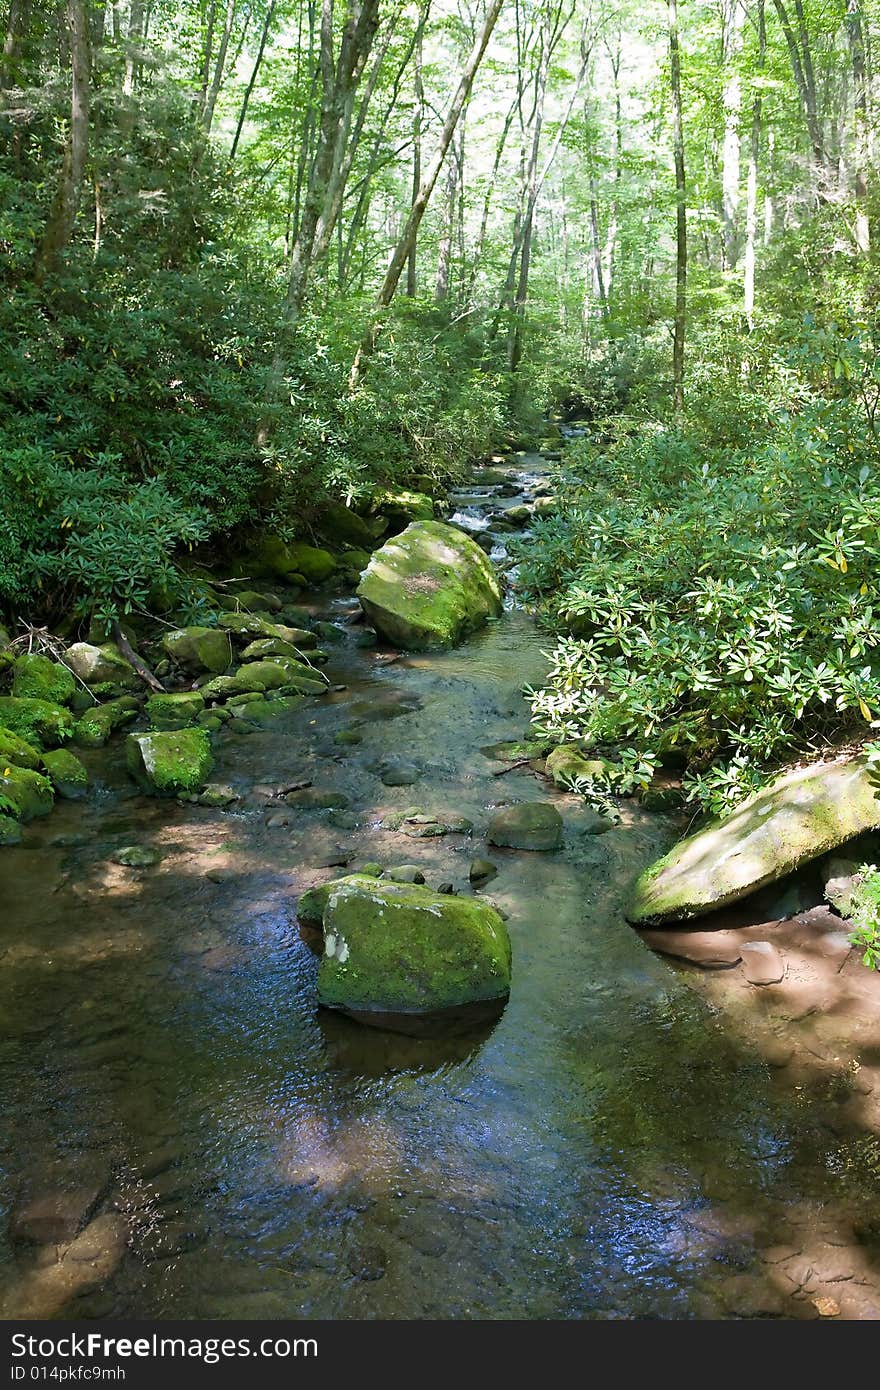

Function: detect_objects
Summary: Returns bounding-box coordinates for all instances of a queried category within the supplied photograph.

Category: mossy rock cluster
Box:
[0,696,75,749]
[146,690,206,730]
[250,535,337,585]
[73,696,140,748]
[0,764,54,821]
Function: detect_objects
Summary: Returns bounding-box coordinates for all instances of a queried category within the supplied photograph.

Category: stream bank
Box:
[2,445,880,1319]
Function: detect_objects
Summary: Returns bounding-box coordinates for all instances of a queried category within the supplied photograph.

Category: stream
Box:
[2,445,880,1320]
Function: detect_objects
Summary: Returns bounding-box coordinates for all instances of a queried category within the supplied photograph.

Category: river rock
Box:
[112,845,162,868]
[73,696,139,748]
[628,755,880,925]
[145,690,205,729]
[9,1181,104,1246]
[0,696,75,749]
[0,727,42,770]
[740,941,786,985]
[317,501,376,549]
[315,874,512,1026]
[638,929,743,968]
[126,728,213,797]
[382,864,426,884]
[250,536,337,584]
[240,636,317,663]
[373,488,435,526]
[12,652,75,706]
[374,757,420,787]
[357,521,502,649]
[41,748,88,799]
[545,745,614,788]
[487,802,563,851]
[0,764,54,821]
[65,641,140,689]
[469,857,498,886]
[0,814,22,844]
[160,626,232,675]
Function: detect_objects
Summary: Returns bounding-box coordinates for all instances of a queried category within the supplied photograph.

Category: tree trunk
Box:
[435,144,458,301]
[846,0,869,252]
[35,0,90,278]
[743,0,765,327]
[669,0,687,411]
[348,0,504,391]
[772,0,825,172]
[230,0,276,159]
[721,0,744,272]
[406,0,430,296]
[201,0,238,135]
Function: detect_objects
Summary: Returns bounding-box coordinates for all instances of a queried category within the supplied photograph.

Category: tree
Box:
[35,0,90,279]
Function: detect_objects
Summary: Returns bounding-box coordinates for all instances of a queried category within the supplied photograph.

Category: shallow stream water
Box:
[2,449,880,1319]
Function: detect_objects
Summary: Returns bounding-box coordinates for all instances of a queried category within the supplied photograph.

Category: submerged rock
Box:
[0,696,75,749]
[0,764,54,821]
[313,874,512,1029]
[740,940,786,985]
[126,728,214,797]
[357,521,502,649]
[487,802,563,852]
[160,626,232,675]
[112,845,162,868]
[12,652,75,706]
[41,748,89,800]
[628,755,880,925]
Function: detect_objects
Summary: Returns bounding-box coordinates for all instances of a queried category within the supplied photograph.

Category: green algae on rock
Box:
[628,755,880,925]
[145,690,206,729]
[0,696,75,749]
[250,536,337,585]
[0,728,43,770]
[544,746,614,788]
[313,874,512,1028]
[160,626,232,675]
[41,748,89,799]
[126,727,214,797]
[357,520,502,649]
[0,764,54,821]
[487,802,563,851]
[73,696,140,748]
[12,653,76,706]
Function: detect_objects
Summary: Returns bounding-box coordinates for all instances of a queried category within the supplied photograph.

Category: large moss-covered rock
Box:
[239,636,317,663]
[0,696,75,749]
[145,690,206,729]
[65,642,140,690]
[317,501,376,549]
[0,765,54,821]
[628,755,880,925]
[250,536,337,585]
[487,802,563,851]
[234,660,291,691]
[72,696,139,748]
[12,653,76,706]
[313,874,512,1027]
[126,728,214,797]
[357,521,502,649]
[373,489,435,525]
[41,748,89,800]
[160,627,232,675]
[0,728,42,770]
[545,746,614,788]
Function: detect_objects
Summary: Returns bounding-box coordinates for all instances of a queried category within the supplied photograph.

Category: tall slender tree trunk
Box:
[123,0,144,95]
[846,0,870,253]
[466,93,516,305]
[772,0,825,173]
[602,38,622,302]
[721,0,744,272]
[743,0,765,328]
[230,0,276,159]
[1,0,30,89]
[35,0,90,279]
[406,0,430,296]
[348,0,504,391]
[669,0,687,411]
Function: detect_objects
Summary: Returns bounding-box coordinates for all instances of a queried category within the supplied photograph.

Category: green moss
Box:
[0,813,22,845]
[0,696,75,749]
[160,626,232,675]
[316,876,512,1017]
[250,535,337,584]
[41,748,89,799]
[0,764,54,821]
[126,727,214,796]
[145,690,206,729]
[73,696,140,748]
[12,653,76,706]
[0,728,43,770]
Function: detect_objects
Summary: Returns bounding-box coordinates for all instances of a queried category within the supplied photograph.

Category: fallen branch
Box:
[112,622,165,693]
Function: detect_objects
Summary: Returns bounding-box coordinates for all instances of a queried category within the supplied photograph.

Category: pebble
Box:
[741,940,786,985]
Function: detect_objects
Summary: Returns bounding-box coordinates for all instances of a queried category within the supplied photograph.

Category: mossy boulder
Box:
[0,814,22,845]
[41,748,89,799]
[160,627,232,675]
[482,738,551,762]
[235,660,291,691]
[545,746,614,788]
[12,653,76,706]
[627,754,880,926]
[0,765,54,821]
[373,489,436,525]
[145,690,206,730]
[65,642,140,690]
[239,636,317,663]
[217,613,316,647]
[311,874,511,1027]
[0,696,75,749]
[0,728,42,770]
[357,520,502,649]
[317,502,376,549]
[72,696,140,748]
[338,548,371,578]
[250,535,337,585]
[487,802,563,851]
[126,728,214,797]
